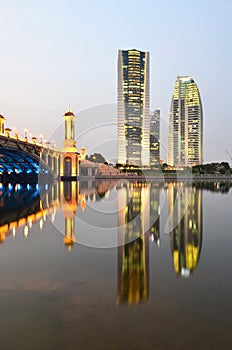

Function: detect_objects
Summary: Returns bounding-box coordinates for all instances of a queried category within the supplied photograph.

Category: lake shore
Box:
[93,174,232,181]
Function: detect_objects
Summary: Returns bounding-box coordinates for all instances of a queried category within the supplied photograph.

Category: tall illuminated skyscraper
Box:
[150,109,160,166]
[117,49,150,167]
[168,76,203,166]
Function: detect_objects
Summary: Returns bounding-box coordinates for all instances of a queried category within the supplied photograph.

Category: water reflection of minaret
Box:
[117,183,149,304]
[168,183,202,277]
[60,181,79,251]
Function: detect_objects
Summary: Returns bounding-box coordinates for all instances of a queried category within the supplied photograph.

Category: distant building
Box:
[168,76,203,166]
[150,109,160,166]
[79,159,98,177]
[117,49,150,167]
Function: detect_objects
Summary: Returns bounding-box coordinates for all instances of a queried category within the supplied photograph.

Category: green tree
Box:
[86,153,106,163]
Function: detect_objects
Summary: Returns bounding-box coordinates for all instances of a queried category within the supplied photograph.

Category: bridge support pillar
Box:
[60,152,79,179]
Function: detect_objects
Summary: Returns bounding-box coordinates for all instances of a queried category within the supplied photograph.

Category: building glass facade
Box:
[150,109,160,166]
[117,49,150,167]
[168,76,203,166]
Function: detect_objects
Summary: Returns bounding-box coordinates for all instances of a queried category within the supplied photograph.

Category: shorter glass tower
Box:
[168,76,203,166]
[150,109,160,166]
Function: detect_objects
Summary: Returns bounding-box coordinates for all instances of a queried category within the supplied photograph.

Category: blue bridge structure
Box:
[0,131,61,182]
[0,111,80,182]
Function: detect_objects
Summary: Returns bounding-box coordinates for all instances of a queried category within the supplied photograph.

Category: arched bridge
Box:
[0,132,61,182]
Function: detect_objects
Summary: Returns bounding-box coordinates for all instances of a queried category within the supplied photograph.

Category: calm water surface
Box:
[0,180,232,350]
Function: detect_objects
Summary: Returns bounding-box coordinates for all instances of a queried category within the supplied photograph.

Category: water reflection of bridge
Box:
[0,179,117,246]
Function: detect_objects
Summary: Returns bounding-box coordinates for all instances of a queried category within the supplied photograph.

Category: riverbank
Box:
[94,174,232,181]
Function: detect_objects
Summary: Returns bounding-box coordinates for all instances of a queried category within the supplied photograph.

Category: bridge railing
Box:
[0,128,61,153]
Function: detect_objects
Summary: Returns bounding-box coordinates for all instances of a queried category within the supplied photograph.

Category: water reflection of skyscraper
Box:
[118,183,149,304]
[117,182,161,304]
[167,183,202,277]
[149,183,160,247]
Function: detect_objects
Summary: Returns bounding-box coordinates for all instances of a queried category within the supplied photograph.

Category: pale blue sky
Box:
[1,0,232,162]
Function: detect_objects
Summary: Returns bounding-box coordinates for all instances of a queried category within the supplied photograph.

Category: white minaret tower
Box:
[60,108,79,179]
